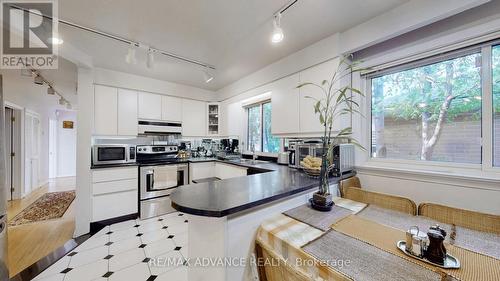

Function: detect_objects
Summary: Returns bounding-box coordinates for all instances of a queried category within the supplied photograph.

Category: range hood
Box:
[138,120,182,135]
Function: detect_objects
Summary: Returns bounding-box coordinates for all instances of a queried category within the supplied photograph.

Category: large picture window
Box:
[247,102,280,153]
[370,51,482,164]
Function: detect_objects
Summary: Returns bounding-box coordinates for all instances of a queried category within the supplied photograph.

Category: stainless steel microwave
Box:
[92,144,136,166]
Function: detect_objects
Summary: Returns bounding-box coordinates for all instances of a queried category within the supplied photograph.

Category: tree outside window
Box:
[247,102,280,153]
[371,52,482,163]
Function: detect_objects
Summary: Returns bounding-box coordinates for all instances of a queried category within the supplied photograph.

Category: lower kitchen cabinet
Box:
[189,162,215,183]
[189,162,248,183]
[215,162,247,179]
[91,167,138,222]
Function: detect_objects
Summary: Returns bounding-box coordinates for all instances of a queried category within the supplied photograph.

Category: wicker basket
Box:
[302,167,321,177]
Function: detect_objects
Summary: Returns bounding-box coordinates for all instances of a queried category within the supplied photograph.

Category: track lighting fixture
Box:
[58,97,65,105]
[203,69,214,83]
[147,49,155,68]
[125,45,137,64]
[34,75,44,85]
[271,13,284,44]
[47,86,55,95]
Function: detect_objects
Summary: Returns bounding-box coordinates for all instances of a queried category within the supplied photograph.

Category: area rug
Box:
[9,191,76,226]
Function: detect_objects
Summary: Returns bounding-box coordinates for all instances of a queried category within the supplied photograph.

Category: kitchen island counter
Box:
[171,160,353,217]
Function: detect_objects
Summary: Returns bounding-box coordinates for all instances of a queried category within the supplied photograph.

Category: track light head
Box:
[125,45,137,64]
[203,70,214,83]
[271,13,284,44]
[58,97,66,105]
[147,49,155,68]
[34,75,44,85]
[47,86,55,95]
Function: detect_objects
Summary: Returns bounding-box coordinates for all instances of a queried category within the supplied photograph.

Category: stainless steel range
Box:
[137,145,188,219]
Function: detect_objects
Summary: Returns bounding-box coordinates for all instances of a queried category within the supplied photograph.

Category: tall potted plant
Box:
[297,56,365,211]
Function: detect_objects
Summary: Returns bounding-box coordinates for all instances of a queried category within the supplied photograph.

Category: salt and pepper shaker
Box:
[425,225,447,265]
[405,226,428,258]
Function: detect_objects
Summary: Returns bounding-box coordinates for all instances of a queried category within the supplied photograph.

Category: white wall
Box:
[1,70,61,189]
[56,110,77,177]
[94,68,217,102]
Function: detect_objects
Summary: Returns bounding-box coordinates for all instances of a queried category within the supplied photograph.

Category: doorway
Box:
[4,104,22,201]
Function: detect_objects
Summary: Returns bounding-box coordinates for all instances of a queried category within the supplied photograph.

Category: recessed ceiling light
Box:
[49,37,64,45]
[271,13,284,44]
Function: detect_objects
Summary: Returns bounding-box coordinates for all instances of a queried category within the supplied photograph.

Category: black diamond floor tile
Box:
[102,271,114,278]
[60,268,73,274]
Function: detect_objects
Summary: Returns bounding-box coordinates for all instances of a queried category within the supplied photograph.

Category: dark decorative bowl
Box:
[309,198,334,212]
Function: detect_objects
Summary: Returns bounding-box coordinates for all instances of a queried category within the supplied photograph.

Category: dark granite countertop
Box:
[170,160,354,217]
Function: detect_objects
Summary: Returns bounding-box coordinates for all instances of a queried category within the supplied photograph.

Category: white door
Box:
[5,107,12,200]
[138,92,162,120]
[117,89,138,136]
[49,118,57,179]
[24,112,41,195]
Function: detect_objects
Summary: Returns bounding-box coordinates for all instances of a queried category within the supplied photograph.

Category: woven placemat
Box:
[333,215,500,281]
[284,204,353,231]
[357,205,500,259]
[303,230,444,281]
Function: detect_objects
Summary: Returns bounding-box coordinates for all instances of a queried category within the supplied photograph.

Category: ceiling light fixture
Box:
[49,37,63,45]
[59,97,66,105]
[203,69,214,83]
[271,13,284,44]
[147,49,155,68]
[34,75,44,85]
[47,86,55,95]
[125,45,137,64]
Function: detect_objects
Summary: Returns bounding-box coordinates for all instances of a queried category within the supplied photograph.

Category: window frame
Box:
[363,40,500,173]
[245,100,280,156]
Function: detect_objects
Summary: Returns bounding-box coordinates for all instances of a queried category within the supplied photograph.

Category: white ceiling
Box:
[57,0,409,91]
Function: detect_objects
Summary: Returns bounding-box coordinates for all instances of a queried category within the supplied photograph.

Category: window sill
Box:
[356,160,500,191]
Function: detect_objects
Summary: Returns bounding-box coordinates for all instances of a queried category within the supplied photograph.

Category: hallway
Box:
[7,177,76,277]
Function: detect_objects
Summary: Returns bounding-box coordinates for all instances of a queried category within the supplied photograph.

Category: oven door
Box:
[140,164,188,200]
[93,145,128,165]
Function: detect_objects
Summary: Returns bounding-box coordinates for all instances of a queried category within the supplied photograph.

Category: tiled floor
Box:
[33,212,189,281]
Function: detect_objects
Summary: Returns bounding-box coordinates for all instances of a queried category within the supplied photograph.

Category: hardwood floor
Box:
[7,177,76,277]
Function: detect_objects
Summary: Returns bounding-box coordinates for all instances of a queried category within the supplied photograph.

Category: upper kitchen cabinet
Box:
[207,103,220,135]
[182,99,206,136]
[138,92,162,120]
[271,73,300,135]
[299,58,340,134]
[117,89,138,136]
[161,95,182,122]
[94,85,118,135]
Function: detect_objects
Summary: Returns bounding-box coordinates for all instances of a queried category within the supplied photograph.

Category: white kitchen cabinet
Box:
[94,85,118,135]
[271,73,300,135]
[138,92,162,120]
[182,99,206,136]
[215,162,247,179]
[91,167,138,222]
[162,95,182,122]
[117,89,138,136]
[299,58,340,134]
[207,103,220,135]
[189,162,215,183]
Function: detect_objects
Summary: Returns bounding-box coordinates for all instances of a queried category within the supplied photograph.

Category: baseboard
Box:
[89,213,139,234]
[10,234,90,281]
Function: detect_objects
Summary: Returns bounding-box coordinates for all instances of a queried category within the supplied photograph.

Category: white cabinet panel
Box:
[271,73,300,135]
[299,58,340,134]
[92,179,137,195]
[189,162,215,183]
[118,89,138,136]
[162,95,182,122]
[138,92,162,120]
[92,190,138,222]
[94,85,118,135]
[92,167,137,183]
[182,99,206,136]
[215,163,247,180]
